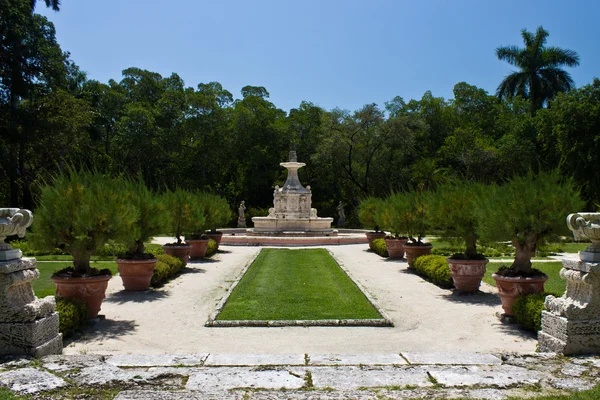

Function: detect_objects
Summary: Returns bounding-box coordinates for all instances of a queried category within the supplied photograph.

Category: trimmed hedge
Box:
[205,239,218,258]
[413,255,454,289]
[151,253,184,286]
[512,292,553,332]
[56,297,88,338]
[371,238,388,258]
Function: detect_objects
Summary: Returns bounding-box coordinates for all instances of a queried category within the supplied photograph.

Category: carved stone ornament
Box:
[567,212,600,261]
[0,208,33,261]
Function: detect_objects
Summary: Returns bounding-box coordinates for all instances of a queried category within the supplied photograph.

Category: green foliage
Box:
[428,180,484,258]
[161,188,203,243]
[121,179,165,257]
[357,197,384,231]
[151,253,184,286]
[30,169,138,275]
[205,239,218,258]
[371,238,389,258]
[413,255,454,289]
[9,239,66,256]
[512,292,555,332]
[193,191,232,233]
[476,171,584,274]
[56,297,88,338]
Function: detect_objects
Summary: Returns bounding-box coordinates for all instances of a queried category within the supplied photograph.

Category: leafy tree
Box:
[496,26,579,114]
[30,0,60,11]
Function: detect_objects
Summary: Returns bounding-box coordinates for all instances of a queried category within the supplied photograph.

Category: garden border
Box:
[205,248,394,327]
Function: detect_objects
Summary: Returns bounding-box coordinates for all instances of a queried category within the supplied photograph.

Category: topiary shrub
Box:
[56,297,88,338]
[371,238,388,258]
[205,239,218,258]
[413,255,454,289]
[512,292,554,332]
[151,253,184,286]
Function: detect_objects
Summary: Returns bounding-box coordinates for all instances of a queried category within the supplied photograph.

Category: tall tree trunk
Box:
[464,234,478,259]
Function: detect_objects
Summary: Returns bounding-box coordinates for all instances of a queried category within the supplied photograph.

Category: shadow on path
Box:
[104,289,170,304]
[65,318,138,346]
[440,290,502,306]
[179,267,207,275]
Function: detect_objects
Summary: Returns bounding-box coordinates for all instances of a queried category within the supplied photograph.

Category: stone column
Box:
[538,213,600,355]
[0,208,62,356]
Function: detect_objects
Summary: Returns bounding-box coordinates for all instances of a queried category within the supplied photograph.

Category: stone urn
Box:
[51,274,112,319]
[206,232,223,248]
[186,238,209,259]
[404,244,433,268]
[492,273,548,316]
[162,243,192,266]
[116,258,157,291]
[567,213,600,262]
[385,238,408,259]
[447,258,489,292]
[366,232,386,250]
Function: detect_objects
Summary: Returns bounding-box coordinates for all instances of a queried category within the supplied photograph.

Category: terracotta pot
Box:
[51,274,111,319]
[117,258,157,291]
[385,238,408,259]
[365,232,386,250]
[162,244,192,266]
[492,273,548,316]
[206,232,223,249]
[185,239,209,259]
[404,244,433,267]
[447,258,489,292]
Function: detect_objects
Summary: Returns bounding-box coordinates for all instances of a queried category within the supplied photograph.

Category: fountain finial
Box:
[289,150,297,162]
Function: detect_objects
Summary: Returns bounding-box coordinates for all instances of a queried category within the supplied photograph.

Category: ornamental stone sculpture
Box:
[0,208,33,261]
[0,208,62,356]
[237,201,247,228]
[538,212,600,355]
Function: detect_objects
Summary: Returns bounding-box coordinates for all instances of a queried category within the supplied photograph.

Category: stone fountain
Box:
[538,212,600,355]
[251,151,335,236]
[0,208,62,356]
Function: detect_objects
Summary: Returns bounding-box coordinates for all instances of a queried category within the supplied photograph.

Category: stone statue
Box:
[336,201,346,227]
[237,201,246,228]
[0,208,33,260]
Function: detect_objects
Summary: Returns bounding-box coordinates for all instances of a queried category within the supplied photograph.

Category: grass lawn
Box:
[557,242,588,254]
[482,261,565,296]
[217,248,382,321]
[33,261,118,298]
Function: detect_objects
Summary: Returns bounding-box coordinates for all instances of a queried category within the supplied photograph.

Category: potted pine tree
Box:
[477,171,584,315]
[32,169,137,318]
[428,180,487,292]
[402,189,433,267]
[358,197,386,250]
[198,192,232,250]
[116,179,165,291]
[377,193,409,259]
[162,189,201,266]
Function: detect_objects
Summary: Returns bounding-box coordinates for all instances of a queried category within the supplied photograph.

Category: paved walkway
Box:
[1,352,598,399]
[61,243,537,355]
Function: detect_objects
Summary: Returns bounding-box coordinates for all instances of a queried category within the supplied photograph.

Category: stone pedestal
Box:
[0,258,62,357]
[538,260,600,355]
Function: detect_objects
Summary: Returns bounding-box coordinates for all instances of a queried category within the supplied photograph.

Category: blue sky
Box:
[39,0,599,112]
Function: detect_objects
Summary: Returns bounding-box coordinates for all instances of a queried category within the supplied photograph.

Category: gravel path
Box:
[62,243,537,355]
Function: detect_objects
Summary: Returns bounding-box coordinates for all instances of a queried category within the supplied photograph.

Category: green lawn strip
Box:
[34,261,118,298]
[557,242,588,254]
[507,385,600,400]
[483,261,565,296]
[35,255,115,261]
[217,248,382,321]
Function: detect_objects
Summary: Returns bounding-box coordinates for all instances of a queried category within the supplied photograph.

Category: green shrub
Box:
[413,255,453,289]
[151,254,184,286]
[94,241,128,258]
[371,238,388,257]
[56,297,88,338]
[205,239,218,258]
[357,197,385,231]
[145,243,164,255]
[512,292,554,332]
[9,239,66,256]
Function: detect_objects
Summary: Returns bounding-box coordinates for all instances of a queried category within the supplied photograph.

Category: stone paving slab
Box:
[309,365,432,390]
[204,353,306,366]
[67,363,138,386]
[402,351,502,365]
[185,367,306,390]
[42,354,107,372]
[427,364,545,388]
[106,354,208,367]
[308,353,407,365]
[0,367,67,394]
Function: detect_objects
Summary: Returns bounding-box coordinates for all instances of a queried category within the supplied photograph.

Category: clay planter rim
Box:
[491,273,549,282]
[162,243,192,248]
[51,274,112,319]
[115,257,158,264]
[185,238,209,243]
[50,274,113,283]
[116,258,157,291]
[404,243,433,248]
[447,257,490,265]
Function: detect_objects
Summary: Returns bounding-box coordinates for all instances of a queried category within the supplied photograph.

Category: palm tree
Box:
[31,0,60,11]
[496,26,579,114]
